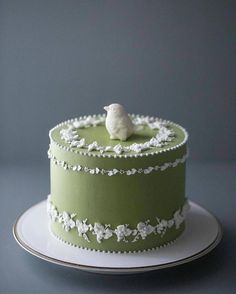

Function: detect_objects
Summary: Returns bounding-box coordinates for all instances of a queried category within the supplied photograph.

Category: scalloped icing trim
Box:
[49,114,188,158]
[48,148,188,176]
[49,225,183,254]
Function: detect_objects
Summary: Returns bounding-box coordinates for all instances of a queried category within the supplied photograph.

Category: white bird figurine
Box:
[104,103,134,141]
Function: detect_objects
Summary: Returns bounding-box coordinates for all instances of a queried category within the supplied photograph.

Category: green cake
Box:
[47,104,189,253]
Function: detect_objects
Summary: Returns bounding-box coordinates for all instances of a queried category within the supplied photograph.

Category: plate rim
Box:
[13,200,223,273]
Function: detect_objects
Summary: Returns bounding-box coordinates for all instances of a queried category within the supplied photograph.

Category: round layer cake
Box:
[47,114,189,253]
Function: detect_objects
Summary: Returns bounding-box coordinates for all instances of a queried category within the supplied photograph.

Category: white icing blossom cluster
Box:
[73,115,105,129]
[76,219,92,242]
[93,223,113,243]
[48,149,188,176]
[59,115,175,155]
[114,225,133,242]
[47,195,189,244]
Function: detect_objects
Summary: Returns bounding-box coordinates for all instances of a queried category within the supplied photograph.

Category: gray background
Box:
[0,1,235,293]
[0,0,235,163]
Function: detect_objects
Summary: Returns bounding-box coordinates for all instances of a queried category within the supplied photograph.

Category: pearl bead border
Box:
[49,225,183,254]
[49,114,188,159]
[48,195,189,244]
[48,148,188,176]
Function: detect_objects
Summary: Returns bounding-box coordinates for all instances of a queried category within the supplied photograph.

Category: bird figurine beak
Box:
[104,106,109,111]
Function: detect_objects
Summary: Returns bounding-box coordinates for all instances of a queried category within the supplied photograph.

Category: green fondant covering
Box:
[51,121,186,156]
[49,116,188,252]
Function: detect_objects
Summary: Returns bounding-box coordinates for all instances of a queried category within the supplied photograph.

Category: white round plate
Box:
[13,200,222,274]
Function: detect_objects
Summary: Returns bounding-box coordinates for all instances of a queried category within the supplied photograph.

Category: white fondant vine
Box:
[48,149,188,176]
[47,195,189,244]
[59,115,175,155]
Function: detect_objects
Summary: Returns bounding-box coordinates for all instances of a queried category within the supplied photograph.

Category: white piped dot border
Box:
[47,195,189,244]
[59,115,175,155]
[48,148,188,176]
[49,114,188,158]
[49,226,183,254]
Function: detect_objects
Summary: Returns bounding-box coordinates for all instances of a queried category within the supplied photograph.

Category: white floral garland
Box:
[47,195,189,244]
[59,115,175,155]
[50,228,180,254]
[49,115,188,159]
[48,148,188,176]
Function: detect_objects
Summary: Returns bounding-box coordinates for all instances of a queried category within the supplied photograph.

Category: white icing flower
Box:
[59,212,76,232]
[75,138,85,148]
[91,118,104,127]
[131,168,137,175]
[73,116,105,129]
[76,219,91,242]
[173,210,184,229]
[93,223,113,243]
[149,137,162,147]
[77,165,82,171]
[113,144,123,155]
[71,140,79,147]
[125,168,137,176]
[144,167,153,174]
[85,116,94,127]
[159,133,169,142]
[73,120,86,128]
[136,222,154,239]
[47,202,58,222]
[130,143,142,153]
[155,219,168,235]
[88,141,98,152]
[105,146,112,151]
[132,116,150,125]
[157,127,174,142]
[60,128,76,143]
[148,121,163,130]
[160,163,169,171]
[167,219,174,228]
[114,225,132,242]
[112,169,119,175]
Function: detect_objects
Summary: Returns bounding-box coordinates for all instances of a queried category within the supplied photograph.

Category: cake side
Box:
[48,114,189,252]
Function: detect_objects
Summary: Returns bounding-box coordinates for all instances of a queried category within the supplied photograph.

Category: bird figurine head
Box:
[104,103,134,141]
[104,103,124,115]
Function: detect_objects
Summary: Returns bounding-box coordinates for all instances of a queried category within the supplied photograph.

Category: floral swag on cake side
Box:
[47,195,189,244]
[47,148,188,176]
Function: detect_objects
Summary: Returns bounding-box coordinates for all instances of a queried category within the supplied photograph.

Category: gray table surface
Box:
[0,161,235,294]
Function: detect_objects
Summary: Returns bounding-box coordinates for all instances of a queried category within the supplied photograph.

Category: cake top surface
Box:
[49,114,188,158]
